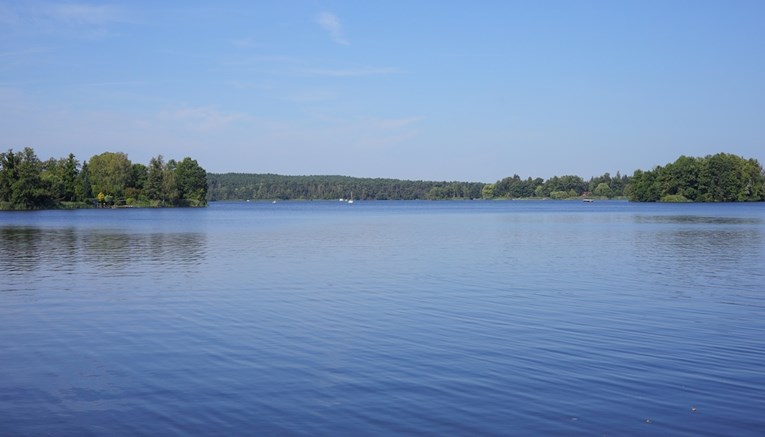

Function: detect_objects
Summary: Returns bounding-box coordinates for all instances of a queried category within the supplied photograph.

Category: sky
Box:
[1,0,764,182]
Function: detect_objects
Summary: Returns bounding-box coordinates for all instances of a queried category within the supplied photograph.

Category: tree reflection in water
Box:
[0,227,207,291]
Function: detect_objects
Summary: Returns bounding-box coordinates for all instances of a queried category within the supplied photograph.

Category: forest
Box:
[207,172,628,201]
[207,173,485,201]
[209,153,763,202]
[0,147,208,210]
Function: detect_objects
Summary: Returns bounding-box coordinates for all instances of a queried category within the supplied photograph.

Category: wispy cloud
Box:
[159,106,249,132]
[287,89,336,103]
[316,11,349,46]
[44,3,125,26]
[216,55,303,72]
[371,116,425,130]
[304,66,402,77]
[0,48,48,58]
[295,114,424,151]
[227,80,275,91]
[0,2,129,39]
[355,116,424,149]
[76,80,148,88]
[231,37,261,49]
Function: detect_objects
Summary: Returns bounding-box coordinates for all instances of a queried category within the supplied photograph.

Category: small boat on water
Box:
[583,199,594,203]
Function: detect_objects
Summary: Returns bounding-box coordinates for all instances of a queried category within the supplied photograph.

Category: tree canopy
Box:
[206,173,484,201]
[0,147,208,210]
[626,153,765,202]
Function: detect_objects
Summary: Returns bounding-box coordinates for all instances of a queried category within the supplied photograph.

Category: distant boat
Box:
[348,192,354,204]
[583,199,594,203]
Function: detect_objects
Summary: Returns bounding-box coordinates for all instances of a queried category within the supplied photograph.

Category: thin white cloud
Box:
[75,80,149,88]
[372,116,425,130]
[0,48,48,58]
[316,11,349,46]
[227,80,275,90]
[243,55,302,64]
[44,3,124,26]
[353,116,424,149]
[304,66,402,77]
[160,106,249,132]
[294,114,424,151]
[231,37,260,49]
[287,89,336,103]
[1,2,129,39]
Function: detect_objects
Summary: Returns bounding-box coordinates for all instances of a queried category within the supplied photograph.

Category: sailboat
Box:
[347,192,354,204]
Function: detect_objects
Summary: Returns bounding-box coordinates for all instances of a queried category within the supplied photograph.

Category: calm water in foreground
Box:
[1,200,764,435]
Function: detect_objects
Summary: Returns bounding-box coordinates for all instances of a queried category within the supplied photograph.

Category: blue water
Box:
[1,201,764,435]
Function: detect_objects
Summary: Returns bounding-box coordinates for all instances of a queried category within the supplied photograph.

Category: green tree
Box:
[40,158,65,201]
[146,155,165,202]
[593,182,612,198]
[130,163,148,191]
[481,183,495,199]
[11,148,51,209]
[0,149,20,203]
[627,168,661,201]
[161,159,179,205]
[40,153,80,202]
[88,152,132,197]
[62,153,79,201]
[76,161,93,201]
[534,185,545,198]
[175,157,208,206]
[741,158,765,200]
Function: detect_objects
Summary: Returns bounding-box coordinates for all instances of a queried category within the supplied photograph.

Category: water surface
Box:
[1,201,764,435]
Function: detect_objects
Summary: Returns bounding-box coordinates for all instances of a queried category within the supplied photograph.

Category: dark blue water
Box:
[2,201,764,435]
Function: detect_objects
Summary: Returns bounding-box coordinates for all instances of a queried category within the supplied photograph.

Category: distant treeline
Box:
[207,172,627,201]
[207,173,485,200]
[0,147,208,210]
[209,153,764,203]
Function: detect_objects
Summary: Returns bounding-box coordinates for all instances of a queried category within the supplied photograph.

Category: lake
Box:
[1,200,764,435]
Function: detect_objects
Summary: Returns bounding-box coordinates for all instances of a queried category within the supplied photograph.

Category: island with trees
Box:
[0,147,208,210]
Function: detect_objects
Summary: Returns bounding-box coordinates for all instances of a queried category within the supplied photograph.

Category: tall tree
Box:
[0,149,20,202]
[88,152,132,197]
[162,159,179,205]
[175,157,208,206]
[76,161,93,201]
[146,155,165,202]
[10,148,51,209]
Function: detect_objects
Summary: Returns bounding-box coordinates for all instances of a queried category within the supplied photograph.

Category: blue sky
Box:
[1,1,763,182]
